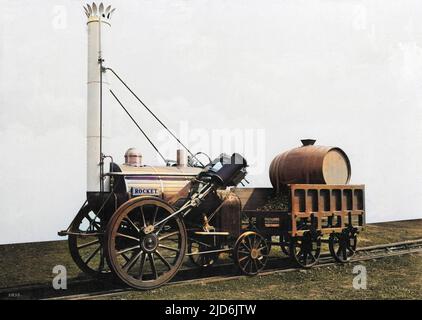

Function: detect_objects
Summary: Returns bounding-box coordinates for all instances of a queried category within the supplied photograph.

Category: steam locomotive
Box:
[58,3,365,290]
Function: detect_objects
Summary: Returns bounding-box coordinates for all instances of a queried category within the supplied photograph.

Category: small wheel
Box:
[188,237,219,268]
[290,231,321,268]
[234,231,270,276]
[105,197,186,290]
[279,232,290,256]
[68,205,111,278]
[329,230,357,263]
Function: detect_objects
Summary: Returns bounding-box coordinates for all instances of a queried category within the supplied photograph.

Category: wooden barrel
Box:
[269,139,351,190]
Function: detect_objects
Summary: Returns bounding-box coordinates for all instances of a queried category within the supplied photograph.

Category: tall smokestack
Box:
[84,3,115,193]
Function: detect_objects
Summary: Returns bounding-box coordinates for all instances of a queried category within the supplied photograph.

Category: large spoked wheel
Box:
[105,197,186,290]
[188,237,220,268]
[68,205,111,278]
[329,229,357,263]
[234,231,270,276]
[290,231,321,268]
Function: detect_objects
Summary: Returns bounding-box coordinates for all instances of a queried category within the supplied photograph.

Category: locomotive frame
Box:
[60,176,365,289]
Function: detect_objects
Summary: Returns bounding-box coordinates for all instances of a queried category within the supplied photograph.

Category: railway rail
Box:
[1,239,421,300]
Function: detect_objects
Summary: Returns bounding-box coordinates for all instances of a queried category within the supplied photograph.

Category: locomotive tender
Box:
[58,3,365,290]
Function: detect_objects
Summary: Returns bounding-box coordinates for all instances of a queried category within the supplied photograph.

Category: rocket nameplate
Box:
[131,187,160,196]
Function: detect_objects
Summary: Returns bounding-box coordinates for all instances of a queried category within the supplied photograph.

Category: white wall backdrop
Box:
[1,0,422,244]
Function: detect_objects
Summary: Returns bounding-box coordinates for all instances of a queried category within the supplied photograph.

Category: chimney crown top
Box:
[84,2,115,21]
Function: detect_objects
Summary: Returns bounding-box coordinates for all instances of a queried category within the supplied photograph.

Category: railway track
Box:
[1,239,421,300]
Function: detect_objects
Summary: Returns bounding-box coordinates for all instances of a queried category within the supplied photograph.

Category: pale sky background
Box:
[1,0,422,244]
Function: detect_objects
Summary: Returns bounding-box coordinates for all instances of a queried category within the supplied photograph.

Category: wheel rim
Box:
[290,232,321,268]
[234,231,269,276]
[329,231,357,263]
[68,205,111,278]
[106,197,186,289]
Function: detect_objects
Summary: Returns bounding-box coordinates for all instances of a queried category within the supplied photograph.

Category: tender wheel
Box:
[234,231,270,276]
[105,197,186,290]
[188,237,220,268]
[68,204,111,278]
[290,231,321,268]
[329,229,357,263]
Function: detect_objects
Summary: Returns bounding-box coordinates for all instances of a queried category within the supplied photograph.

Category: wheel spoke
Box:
[138,252,146,280]
[116,232,139,242]
[124,217,140,233]
[85,214,101,231]
[87,222,101,232]
[148,253,158,279]
[302,252,308,265]
[117,245,140,255]
[248,260,254,273]
[123,251,141,272]
[121,252,130,262]
[158,244,180,252]
[246,237,253,250]
[159,231,179,241]
[155,250,172,270]
[77,239,100,250]
[257,244,267,252]
[152,206,159,225]
[84,245,101,265]
[241,241,251,251]
[238,249,250,255]
[242,258,251,270]
[140,206,146,228]
[239,255,249,262]
[253,259,259,272]
[85,214,94,223]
